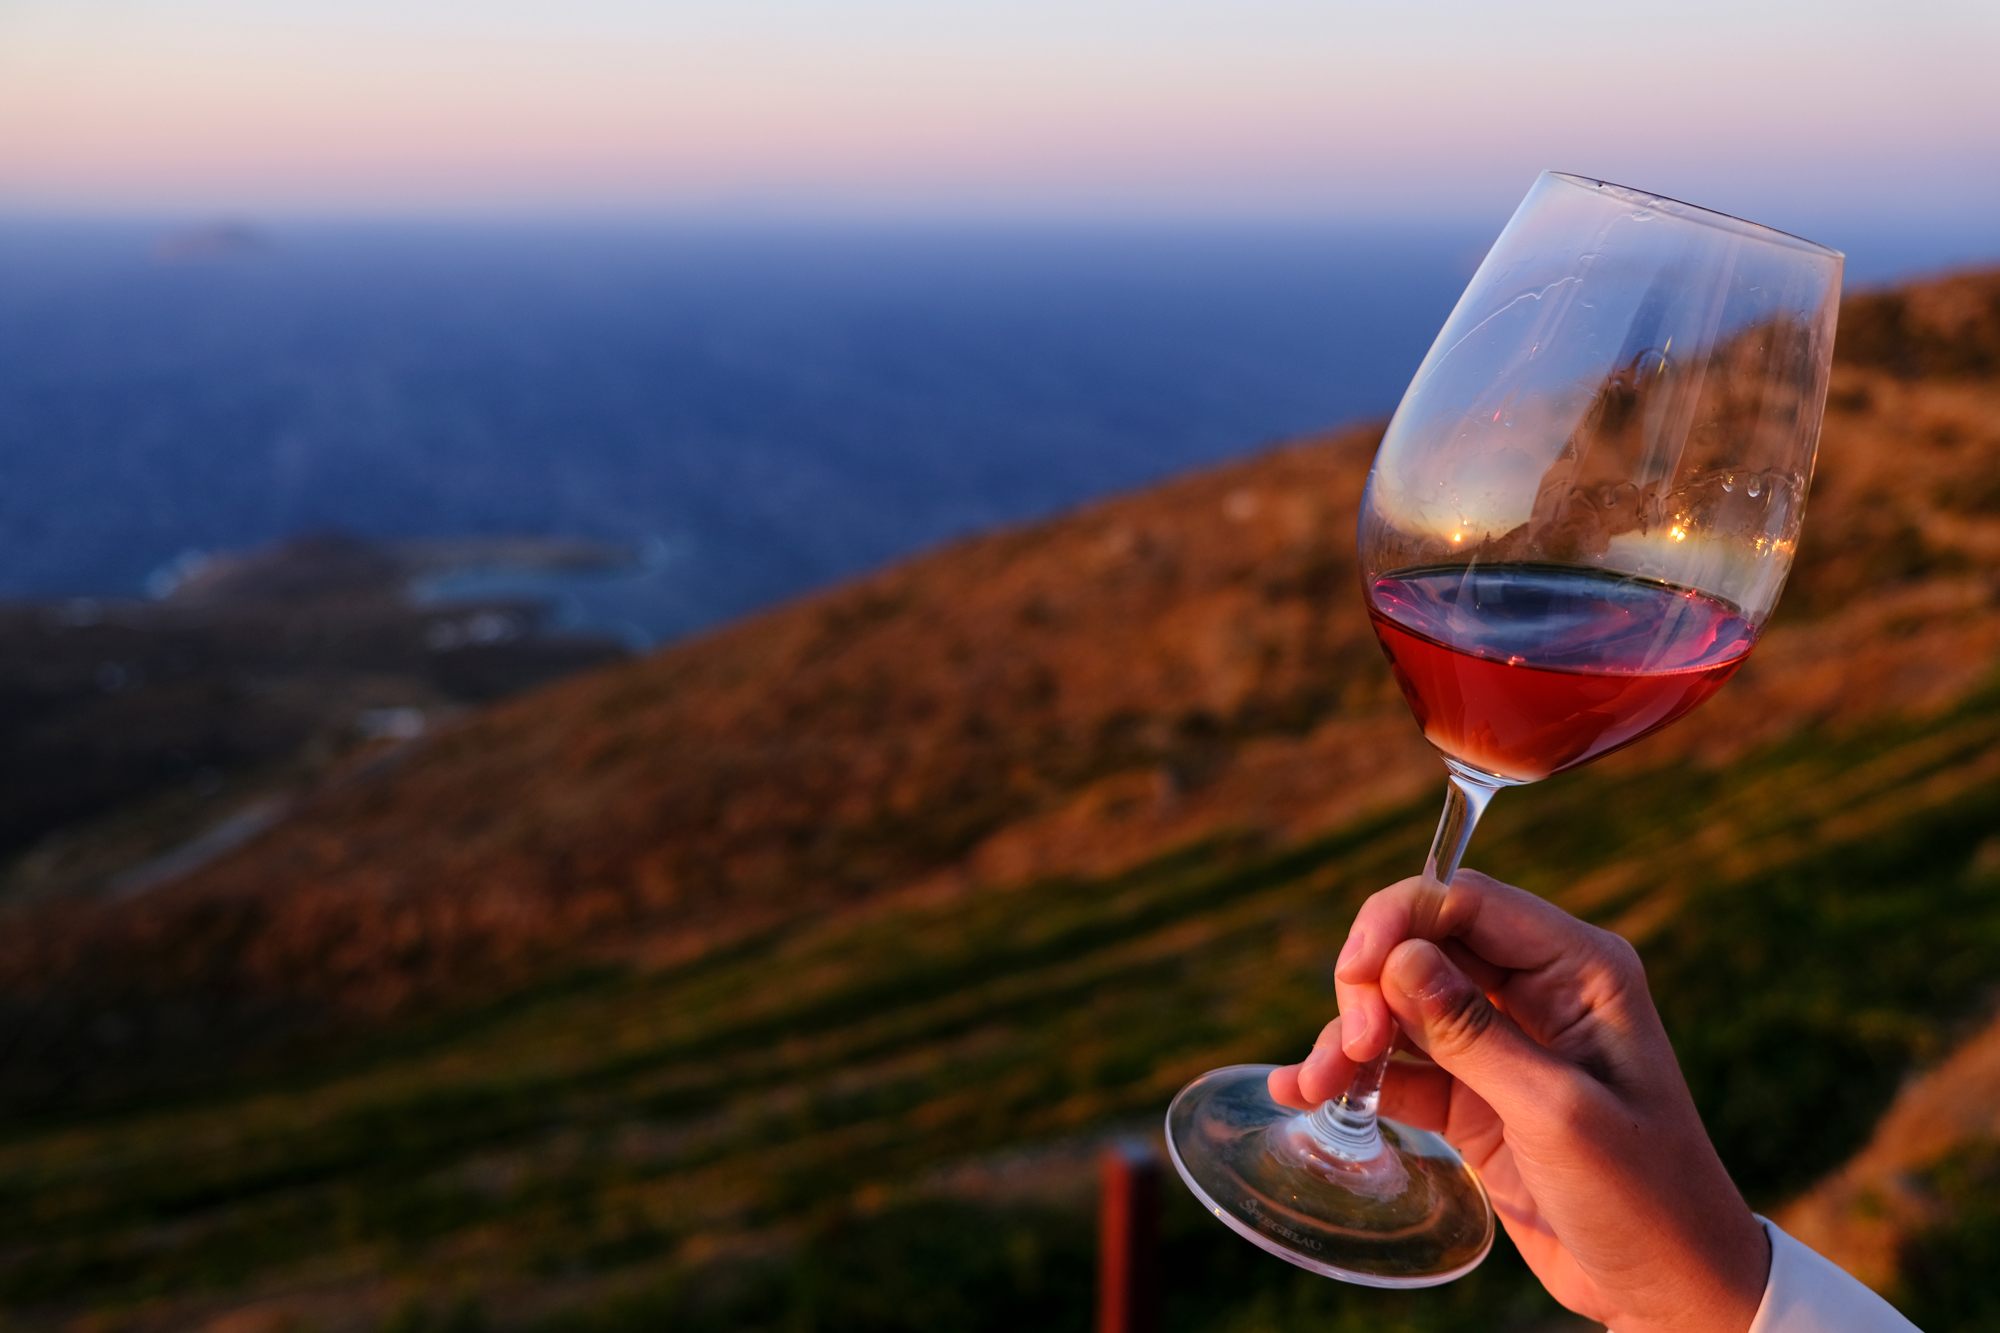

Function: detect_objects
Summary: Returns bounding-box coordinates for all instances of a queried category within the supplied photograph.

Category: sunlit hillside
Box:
[0,269,1996,1332]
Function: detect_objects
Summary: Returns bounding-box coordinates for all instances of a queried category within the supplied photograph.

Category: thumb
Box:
[1381,938,1574,1126]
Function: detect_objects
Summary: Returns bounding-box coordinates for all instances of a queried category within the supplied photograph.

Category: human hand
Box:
[1268,871,1768,1333]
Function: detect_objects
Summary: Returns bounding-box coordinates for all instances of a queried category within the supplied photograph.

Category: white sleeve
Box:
[1748,1217,1923,1333]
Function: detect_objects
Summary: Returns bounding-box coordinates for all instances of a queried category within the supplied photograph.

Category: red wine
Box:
[1368,564,1756,783]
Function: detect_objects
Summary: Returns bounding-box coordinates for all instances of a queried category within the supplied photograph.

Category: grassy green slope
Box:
[4,670,1997,1332]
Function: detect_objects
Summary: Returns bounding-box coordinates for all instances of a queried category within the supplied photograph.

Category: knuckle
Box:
[1589,926,1646,984]
[1362,880,1416,920]
[1425,982,1496,1055]
[1543,1078,1598,1139]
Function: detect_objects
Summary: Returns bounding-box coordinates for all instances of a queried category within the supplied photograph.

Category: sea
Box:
[1,218,1991,646]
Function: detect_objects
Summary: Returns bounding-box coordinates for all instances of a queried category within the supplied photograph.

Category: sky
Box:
[2,0,1997,230]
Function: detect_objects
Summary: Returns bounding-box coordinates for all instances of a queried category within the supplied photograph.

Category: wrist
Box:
[1610,1202,1769,1333]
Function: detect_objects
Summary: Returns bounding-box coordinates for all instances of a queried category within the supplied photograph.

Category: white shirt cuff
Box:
[1747,1216,1922,1333]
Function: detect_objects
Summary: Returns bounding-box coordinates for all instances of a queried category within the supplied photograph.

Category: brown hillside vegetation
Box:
[1778,1004,2000,1292]
[3,269,2000,1112]
[0,269,1994,1333]
[0,426,1438,1103]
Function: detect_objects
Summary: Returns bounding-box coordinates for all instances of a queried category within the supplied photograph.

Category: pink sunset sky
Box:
[2,0,1996,228]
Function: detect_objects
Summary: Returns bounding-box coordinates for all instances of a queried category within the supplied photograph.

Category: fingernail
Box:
[1299,1044,1344,1101]
[1387,939,1452,1002]
[1340,1009,1373,1058]
[1334,931,1365,980]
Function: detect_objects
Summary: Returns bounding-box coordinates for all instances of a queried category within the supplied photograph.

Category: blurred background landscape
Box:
[1,0,1998,1330]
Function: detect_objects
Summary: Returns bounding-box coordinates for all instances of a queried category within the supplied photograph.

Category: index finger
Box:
[1338,869,1596,982]
[1331,869,1595,1058]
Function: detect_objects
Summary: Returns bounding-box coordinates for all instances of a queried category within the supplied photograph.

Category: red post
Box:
[1097,1140,1161,1333]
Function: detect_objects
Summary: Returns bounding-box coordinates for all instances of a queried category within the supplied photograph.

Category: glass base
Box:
[1165,1064,1495,1288]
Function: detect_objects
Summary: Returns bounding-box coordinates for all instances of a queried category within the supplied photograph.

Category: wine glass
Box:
[1165,172,1843,1286]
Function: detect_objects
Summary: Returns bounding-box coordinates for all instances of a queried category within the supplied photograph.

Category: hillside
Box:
[0,423,1439,1105]
[0,268,1995,1332]
[1778,1003,2000,1317]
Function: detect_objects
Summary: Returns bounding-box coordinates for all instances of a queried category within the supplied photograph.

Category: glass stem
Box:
[1308,761,1501,1159]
